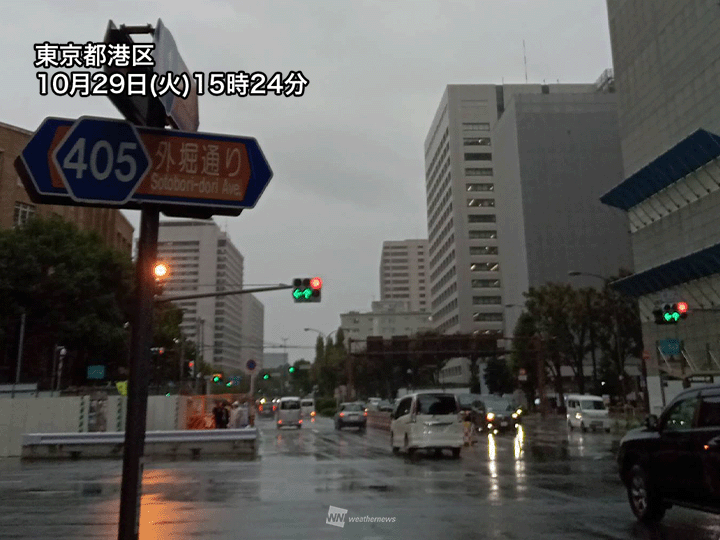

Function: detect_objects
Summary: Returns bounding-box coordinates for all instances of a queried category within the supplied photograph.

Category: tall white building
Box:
[240,293,264,371]
[157,220,244,374]
[379,239,430,312]
[424,83,598,336]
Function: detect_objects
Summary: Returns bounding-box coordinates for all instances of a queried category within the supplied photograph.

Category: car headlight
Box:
[575,413,582,419]
[486,413,495,420]
[512,413,518,419]
[516,409,522,415]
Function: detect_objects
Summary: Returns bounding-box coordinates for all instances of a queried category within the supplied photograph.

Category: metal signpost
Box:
[13,21,273,540]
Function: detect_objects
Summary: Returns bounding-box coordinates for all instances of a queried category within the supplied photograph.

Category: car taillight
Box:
[278,419,282,424]
[339,412,345,417]
[363,411,367,416]
[259,405,263,412]
[299,419,303,423]
[311,411,316,416]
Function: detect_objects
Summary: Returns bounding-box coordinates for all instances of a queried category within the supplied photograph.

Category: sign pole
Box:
[117,87,166,540]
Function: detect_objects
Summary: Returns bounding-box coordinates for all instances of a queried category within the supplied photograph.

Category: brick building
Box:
[0,121,133,255]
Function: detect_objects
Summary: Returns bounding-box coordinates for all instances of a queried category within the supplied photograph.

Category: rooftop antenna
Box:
[523,40,528,83]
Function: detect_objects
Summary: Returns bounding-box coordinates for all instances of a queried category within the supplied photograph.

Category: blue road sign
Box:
[87,365,106,380]
[246,360,257,371]
[15,116,273,215]
[658,339,681,356]
[52,117,150,205]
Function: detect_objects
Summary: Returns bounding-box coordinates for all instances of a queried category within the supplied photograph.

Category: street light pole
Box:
[11,310,26,399]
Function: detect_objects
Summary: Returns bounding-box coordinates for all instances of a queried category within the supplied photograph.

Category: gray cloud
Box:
[2,0,611,362]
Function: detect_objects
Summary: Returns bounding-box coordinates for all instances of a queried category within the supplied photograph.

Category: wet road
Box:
[1,416,720,539]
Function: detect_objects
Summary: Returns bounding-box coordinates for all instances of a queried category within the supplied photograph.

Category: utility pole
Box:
[587,290,598,394]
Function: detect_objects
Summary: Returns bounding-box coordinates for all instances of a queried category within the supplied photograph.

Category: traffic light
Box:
[263,373,270,380]
[292,277,322,303]
[288,366,295,373]
[653,303,689,324]
[186,360,195,378]
[212,373,223,383]
[153,262,169,295]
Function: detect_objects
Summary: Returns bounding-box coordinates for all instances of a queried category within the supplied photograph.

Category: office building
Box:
[0,121,133,255]
[601,0,720,413]
[494,88,633,334]
[379,239,430,312]
[424,82,600,336]
[157,220,244,374]
[240,293,264,371]
[263,352,289,370]
[340,300,433,347]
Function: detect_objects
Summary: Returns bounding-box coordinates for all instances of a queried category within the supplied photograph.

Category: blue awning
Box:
[601,129,720,211]
[611,242,720,297]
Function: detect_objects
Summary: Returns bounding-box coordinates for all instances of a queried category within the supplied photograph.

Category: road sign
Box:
[246,359,257,371]
[15,116,273,214]
[87,365,106,379]
[53,117,150,204]
[658,339,681,356]
[153,19,199,132]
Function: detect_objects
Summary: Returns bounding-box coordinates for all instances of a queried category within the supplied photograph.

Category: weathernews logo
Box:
[325,506,396,528]
[326,506,348,528]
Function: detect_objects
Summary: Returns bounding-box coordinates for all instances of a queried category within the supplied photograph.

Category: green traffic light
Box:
[672,312,680,321]
[289,367,295,373]
[226,381,232,387]
[213,376,219,382]
[263,374,269,380]
[664,312,672,321]
[293,288,303,299]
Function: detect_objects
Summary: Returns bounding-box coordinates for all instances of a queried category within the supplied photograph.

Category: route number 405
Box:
[62,138,138,182]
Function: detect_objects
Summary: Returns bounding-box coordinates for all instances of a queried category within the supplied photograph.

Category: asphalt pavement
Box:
[1,415,720,539]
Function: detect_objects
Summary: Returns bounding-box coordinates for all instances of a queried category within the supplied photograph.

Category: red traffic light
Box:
[677,302,688,314]
[310,277,322,290]
[188,361,195,368]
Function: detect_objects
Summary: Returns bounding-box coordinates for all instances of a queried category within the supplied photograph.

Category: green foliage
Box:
[315,396,337,411]
[484,356,514,394]
[319,406,337,417]
[289,359,312,395]
[0,216,133,387]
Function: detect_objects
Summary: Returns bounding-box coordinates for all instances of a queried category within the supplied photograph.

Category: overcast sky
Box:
[1,1,613,364]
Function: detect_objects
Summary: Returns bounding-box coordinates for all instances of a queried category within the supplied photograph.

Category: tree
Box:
[484,356,514,395]
[0,216,133,388]
[509,311,539,405]
[289,359,312,395]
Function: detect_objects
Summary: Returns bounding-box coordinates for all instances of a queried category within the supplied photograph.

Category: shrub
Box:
[315,397,336,411]
[319,407,337,417]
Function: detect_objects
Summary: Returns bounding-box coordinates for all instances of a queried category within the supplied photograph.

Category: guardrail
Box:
[22,428,258,460]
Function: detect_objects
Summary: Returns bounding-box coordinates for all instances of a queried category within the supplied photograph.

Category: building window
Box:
[472,279,501,288]
[466,183,494,192]
[468,214,496,223]
[464,153,492,161]
[463,123,490,131]
[473,312,503,322]
[464,137,491,146]
[466,168,493,176]
[469,230,497,239]
[470,262,499,272]
[473,296,502,305]
[470,246,499,255]
[13,202,36,227]
[467,198,495,207]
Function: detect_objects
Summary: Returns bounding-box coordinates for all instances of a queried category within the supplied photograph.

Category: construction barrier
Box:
[366,410,392,431]
[463,421,476,446]
[184,394,254,430]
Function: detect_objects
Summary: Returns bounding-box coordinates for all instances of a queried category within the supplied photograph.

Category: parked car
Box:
[335,402,367,430]
[566,394,611,433]
[377,400,394,413]
[390,392,463,458]
[482,396,522,433]
[617,384,720,522]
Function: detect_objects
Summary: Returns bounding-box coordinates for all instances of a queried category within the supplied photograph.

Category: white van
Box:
[276,397,303,429]
[390,392,464,458]
[566,394,611,433]
[301,398,316,419]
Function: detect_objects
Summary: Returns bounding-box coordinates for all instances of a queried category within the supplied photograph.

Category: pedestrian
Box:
[228,401,241,429]
[212,401,226,429]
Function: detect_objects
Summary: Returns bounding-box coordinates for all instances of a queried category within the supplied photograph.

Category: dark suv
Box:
[617,384,720,522]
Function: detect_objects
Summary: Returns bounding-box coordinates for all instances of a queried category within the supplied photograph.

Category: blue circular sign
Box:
[246,359,257,371]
